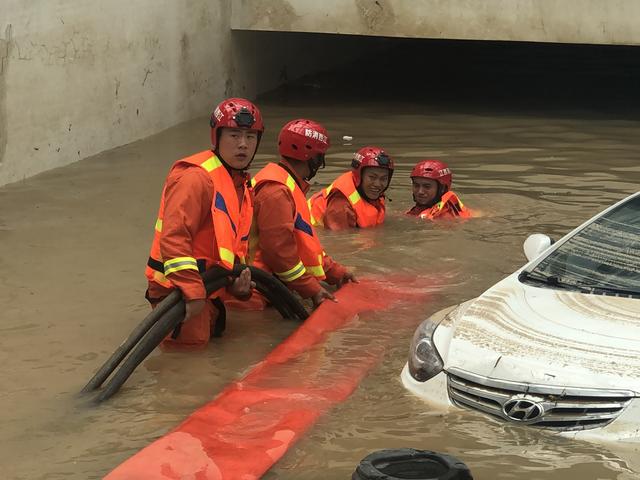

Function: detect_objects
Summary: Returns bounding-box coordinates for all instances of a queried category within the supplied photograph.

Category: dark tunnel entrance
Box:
[243,30,640,119]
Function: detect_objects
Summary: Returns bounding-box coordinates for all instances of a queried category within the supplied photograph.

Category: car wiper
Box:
[572,283,640,298]
[518,271,588,292]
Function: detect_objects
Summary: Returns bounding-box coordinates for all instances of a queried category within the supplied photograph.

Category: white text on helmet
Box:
[353,152,364,163]
[304,129,328,144]
[214,107,223,121]
[438,168,451,176]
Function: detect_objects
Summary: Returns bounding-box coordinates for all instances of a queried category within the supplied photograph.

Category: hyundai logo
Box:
[503,397,544,422]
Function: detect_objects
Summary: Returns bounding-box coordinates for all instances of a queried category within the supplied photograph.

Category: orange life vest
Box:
[145,151,252,289]
[417,191,471,220]
[251,163,326,283]
[309,172,385,228]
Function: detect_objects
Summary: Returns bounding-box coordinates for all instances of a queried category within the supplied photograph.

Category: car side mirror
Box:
[523,234,554,262]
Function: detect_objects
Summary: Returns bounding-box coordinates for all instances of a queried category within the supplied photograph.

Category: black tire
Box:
[352,449,473,480]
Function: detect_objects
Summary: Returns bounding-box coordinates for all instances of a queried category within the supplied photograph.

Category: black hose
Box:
[96,277,231,402]
[80,290,181,394]
[87,265,309,402]
[244,266,309,321]
[83,268,261,394]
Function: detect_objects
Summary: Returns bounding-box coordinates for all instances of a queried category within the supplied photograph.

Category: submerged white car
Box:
[402,192,640,442]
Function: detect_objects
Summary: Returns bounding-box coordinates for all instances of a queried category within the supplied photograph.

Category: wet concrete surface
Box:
[1,41,640,479]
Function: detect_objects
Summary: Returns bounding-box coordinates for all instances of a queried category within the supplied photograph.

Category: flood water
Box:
[1,40,639,479]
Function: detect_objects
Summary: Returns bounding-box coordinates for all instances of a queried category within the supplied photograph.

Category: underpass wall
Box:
[231,0,640,46]
[0,0,237,186]
[0,1,369,186]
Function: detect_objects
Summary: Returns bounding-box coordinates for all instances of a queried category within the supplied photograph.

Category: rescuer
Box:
[252,119,356,307]
[407,159,471,220]
[309,146,393,230]
[144,98,263,347]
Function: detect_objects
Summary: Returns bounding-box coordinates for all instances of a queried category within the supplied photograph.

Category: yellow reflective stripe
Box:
[306,265,325,278]
[308,199,319,226]
[250,177,257,187]
[219,247,235,266]
[436,201,444,210]
[276,261,306,282]
[285,175,296,192]
[325,184,334,195]
[163,256,198,275]
[348,190,361,205]
[155,218,163,232]
[201,156,222,172]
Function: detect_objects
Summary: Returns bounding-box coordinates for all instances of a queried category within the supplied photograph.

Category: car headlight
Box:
[407,317,444,382]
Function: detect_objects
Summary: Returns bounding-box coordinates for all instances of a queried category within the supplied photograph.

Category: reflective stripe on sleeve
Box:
[163,256,199,275]
[306,254,325,278]
[348,190,361,205]
[155,218,163,232]
[276,261,306,282]
[306,264,325,278]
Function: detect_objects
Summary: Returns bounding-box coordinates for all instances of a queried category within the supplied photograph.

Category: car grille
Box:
[447,368,634,431]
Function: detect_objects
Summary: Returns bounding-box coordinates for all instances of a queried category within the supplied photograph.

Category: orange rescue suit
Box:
[251,163,325,280]
[309,172,385,229]
[251,162,348,299]
[407,191,471,220]
[145,151,252,346]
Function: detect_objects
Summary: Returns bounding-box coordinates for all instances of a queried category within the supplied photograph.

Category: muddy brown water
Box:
[1,92,639,478]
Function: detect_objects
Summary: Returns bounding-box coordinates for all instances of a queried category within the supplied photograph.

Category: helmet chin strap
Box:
[304,154,326,181]
[358,185,385,202]
[213,132,262,172]
[357,177,391,202]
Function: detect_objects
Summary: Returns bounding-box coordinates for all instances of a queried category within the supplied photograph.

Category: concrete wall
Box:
[229,30,377,100]
[0,1,374,186]
[6,0,636,185]
[0,0,236,185]
[231,0,640,46]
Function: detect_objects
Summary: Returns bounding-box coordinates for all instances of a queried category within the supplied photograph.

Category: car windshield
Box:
[528,195,640,295]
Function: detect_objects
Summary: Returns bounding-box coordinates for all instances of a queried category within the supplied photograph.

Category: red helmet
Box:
[351,146,395,187]
[209,98,264,150]
[278,119,330,162]
[410,159,452,190]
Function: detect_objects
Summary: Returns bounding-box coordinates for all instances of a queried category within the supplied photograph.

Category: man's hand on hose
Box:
[337,270,358,288]
[311,286,337,308]
[227,267,255,300]
[185,298,206,320]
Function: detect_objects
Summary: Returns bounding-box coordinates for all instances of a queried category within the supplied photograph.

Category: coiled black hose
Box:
[82,265,308,402]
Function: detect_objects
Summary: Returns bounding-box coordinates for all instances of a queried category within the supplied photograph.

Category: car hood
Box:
[444,273,640,393]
